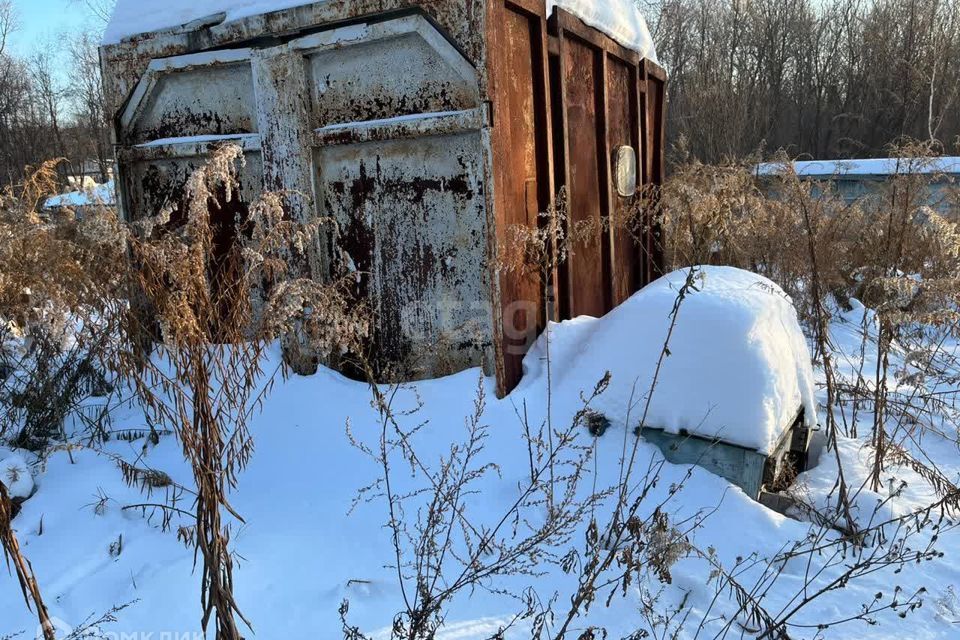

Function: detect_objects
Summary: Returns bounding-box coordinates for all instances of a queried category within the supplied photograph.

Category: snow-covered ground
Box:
[3,267,960,639]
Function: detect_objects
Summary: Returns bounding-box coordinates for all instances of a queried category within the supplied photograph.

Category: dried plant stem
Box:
[871,318,891,491]
[0,482,55,640]
[789,171,860,540]
[117,144,368,638]
[553,268,700,640]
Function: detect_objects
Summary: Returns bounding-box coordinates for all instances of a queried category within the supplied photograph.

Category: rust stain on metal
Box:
[104,0,666,397]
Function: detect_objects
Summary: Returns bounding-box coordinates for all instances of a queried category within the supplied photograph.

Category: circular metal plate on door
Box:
[613,145,638,197]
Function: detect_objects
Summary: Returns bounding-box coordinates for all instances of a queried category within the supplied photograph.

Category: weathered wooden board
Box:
[559,33,609,319]
[486,0,553,394]
[546,8,666,328]
[644,61,668,280]
[607,56,642,305]
[485,3,669,394]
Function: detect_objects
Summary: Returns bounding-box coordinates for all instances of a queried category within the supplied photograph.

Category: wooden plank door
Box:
[552,8,648,318]
[607,55,643,305]
[644,61,668,282]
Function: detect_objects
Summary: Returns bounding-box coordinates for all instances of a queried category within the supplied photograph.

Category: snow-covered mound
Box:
[523,266,817,453]
[0,452,34,500]
[104,0,657,61]
[549,0,657,61]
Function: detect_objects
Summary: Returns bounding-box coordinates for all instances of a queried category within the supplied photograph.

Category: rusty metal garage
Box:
[101,0,667,396]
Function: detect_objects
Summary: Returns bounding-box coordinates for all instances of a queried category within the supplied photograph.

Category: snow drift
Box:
[523,266,818,453]
[8,267,960,640]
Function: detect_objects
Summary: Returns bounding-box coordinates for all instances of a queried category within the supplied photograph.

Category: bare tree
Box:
[650,0,960,163]
[68,30,112,182]
[29,47,67,161]
[0,2,112,190]
[68,0,114,27]
[0,1,17,58]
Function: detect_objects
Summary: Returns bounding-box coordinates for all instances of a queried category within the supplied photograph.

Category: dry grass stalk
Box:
[0,143,369,638]
[117,143,368,639]
[0,157,127,451]
[0,481,55,640]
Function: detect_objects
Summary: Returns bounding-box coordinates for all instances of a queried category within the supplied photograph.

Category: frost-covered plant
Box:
[0,142,370,640]
[649,140,960,637]
[343,372,614,640]
[653,154,864,325]
[341,269,710,640]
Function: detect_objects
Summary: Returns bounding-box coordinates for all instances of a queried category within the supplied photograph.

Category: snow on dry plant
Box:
[116,143,369,640]
[0,144,370,640]
[340,231,720,639]
[0,158,127,451]
[657,139,960,476]
[0,159,131,640]
[339,139,960,639]
[647,138,960,636]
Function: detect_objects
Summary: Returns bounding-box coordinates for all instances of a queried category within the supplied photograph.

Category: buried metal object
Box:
[640,408,814,501]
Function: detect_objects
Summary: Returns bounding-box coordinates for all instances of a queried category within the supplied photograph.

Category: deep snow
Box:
[525,267,817,453]
[3,268,960,639]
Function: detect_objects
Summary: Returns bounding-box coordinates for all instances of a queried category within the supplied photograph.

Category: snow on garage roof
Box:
[523,266,817,454]
[756,157,960,179]
[43,180,116,210]
[103,0,320,45]
[549,0,657,61]
[103,0,658,60]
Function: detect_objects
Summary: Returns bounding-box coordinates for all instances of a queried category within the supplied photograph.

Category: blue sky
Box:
[7,0,98,56]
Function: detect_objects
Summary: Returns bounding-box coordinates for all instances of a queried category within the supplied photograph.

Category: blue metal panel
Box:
[640,428,768,498]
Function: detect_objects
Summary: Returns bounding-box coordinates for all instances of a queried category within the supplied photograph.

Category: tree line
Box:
[643,0,960,163]
[0,0,111,189]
